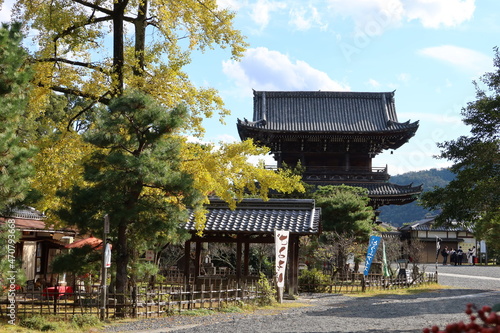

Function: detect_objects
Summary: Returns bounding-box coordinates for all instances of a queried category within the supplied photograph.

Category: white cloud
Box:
[248,0,287,31]
[327,0,405,34]
[367,78,381,88]
[0,0,14,23]
[289,5,328,31]
[397,73,411,83]
[399,112,462,126]
[419,45,493,75]
[326,0,475,33]
[217,0,245,11]
[403,0,475,28]
[222,47,350,92]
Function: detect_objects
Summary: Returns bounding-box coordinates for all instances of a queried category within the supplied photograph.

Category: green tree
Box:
[313,185,374,241]
[421,47,500,250]
[0,22,35,211]
[57,91,204,309]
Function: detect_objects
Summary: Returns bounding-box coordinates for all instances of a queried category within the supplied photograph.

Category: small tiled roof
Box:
[360,182,423,197]
[4,207,45,220]
[399,217,472,232]
[308,182,422,199]
[1,208,76,233]
[186,198,321,235]
[238,90,419,135]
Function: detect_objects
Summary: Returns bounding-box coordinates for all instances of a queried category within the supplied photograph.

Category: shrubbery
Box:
[256,272,276,306]
[298,268,330,292]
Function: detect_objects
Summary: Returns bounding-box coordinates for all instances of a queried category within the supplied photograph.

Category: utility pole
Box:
[100,214,110,321]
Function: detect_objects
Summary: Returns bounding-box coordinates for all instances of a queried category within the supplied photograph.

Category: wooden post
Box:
[195,241,202,282]
[290,235,300,295]
[236,238,242,283]
[100,214,110,321]
[184,240,191,279]
[243,241,250,277]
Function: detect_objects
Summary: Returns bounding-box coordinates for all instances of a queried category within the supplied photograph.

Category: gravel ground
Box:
[101,265,500,333]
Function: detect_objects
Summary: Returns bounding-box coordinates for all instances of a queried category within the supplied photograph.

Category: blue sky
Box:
[187,0,499,175]
[1,0,498,175]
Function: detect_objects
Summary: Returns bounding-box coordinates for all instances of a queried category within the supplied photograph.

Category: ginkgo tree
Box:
[12,0,247,135]
[7,0,306,302]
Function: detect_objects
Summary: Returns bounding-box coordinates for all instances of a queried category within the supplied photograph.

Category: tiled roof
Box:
[3,207,45,220]
[237,90,419,134]
[359,182,423,197]
[399,217,472,232]
[186,198,321,235]
[309,182,422,197]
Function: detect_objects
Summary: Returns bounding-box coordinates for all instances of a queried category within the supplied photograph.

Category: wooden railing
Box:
[0,279,262,320]
[265,165,390,182]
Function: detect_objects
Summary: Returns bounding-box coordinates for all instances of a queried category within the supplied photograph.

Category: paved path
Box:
[104,265,500,333]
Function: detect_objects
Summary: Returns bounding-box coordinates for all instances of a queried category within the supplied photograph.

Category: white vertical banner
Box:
[104,243,112,268]
[274,230,289,288]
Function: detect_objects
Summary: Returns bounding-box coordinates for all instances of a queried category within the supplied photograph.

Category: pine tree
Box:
[0,23,35,211]
[57,91,204,313]
[313,185,374,241]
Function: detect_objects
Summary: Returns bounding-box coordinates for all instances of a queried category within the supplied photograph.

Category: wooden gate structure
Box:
[184,198,321,294]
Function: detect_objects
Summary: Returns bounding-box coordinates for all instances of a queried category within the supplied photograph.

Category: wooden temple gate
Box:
[184,198,321,294]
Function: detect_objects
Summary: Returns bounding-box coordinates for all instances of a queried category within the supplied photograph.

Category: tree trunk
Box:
[133,0,148,78]
[113,0,127,95]
[115,222,129,317]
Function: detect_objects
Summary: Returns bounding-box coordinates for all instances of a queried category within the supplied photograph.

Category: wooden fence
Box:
[1,271,438,321]
[299,271,438,294]
[1,279,261,320]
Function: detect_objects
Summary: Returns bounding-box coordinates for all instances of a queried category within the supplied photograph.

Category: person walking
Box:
[441,246,449,265]
[450,248,457,266]
[467,248,473,265]
[471,246,477,265]
[457,247,464,265]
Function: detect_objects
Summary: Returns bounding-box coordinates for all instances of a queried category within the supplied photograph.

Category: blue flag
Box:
[363,235,381,276]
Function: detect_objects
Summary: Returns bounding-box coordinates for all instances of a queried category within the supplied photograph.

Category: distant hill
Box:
[378,168,455,227]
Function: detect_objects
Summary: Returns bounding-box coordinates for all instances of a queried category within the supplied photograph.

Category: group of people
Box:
[440,246,476,266]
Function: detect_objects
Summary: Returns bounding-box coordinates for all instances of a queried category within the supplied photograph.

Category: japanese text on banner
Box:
[274,230,289,288]
[363,235,381,276]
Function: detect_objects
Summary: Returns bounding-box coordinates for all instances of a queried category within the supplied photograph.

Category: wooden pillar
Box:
[286,235,298,295]
[244,241,250,277]
[184,240,191,280]
[194,241,202,281]
[236,237,242,282]
[345,140,350,171]
[291,236,300,295]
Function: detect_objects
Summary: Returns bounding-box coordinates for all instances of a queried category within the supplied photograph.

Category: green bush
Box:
[19,315,56,331]
[299,268,330,292]
[71,314,101,328]
[256,272,276,306]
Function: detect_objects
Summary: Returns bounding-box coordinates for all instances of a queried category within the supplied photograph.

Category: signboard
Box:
[104,214,110,234]
[145,250,155,261]
[274,230,289,288]
[363,235,381,276]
